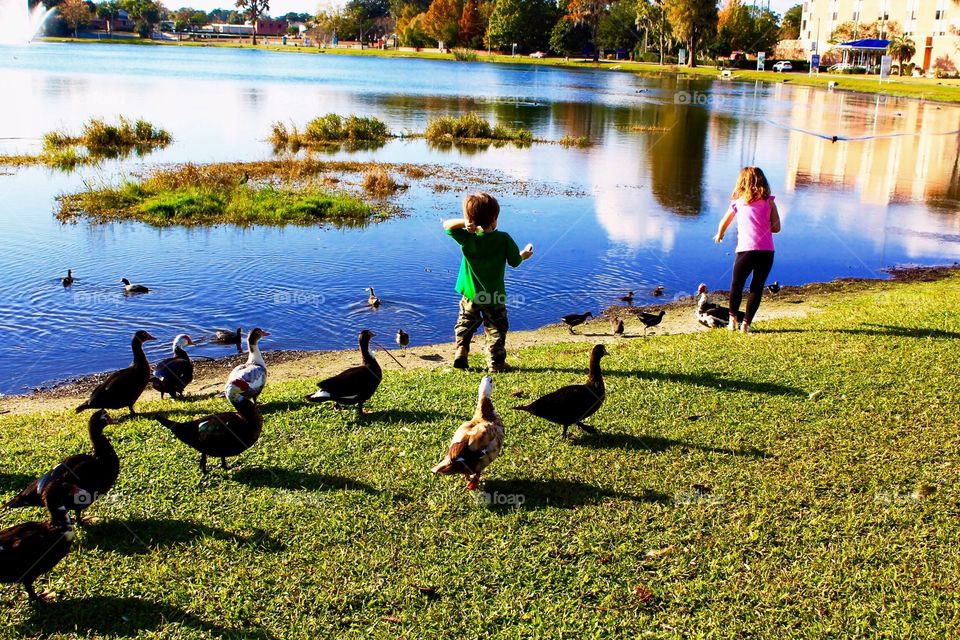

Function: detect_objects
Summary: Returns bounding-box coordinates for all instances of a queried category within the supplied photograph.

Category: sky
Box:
[180,0,800,19]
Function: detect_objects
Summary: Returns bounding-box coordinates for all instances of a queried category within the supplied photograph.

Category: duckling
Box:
[306,329,382,417]
[767,281,781,294]
[432,376,504,490]
[396,329,410,350]
[514,344,606,438]
[610,317,624,336]
[154,383,262,474]
[61,269,74,287]
[151,334,195,399]
[366,287,381,308]
[619,291,634,304]
[76,330,156,416]
[5,410,118,524]
[121,278,149,294]
[638,310,665,335]
[561,312,593,333]
[0,485,76,601]
[652,285,665,297]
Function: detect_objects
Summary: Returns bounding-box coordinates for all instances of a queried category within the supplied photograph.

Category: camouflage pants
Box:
[454,297,509,364]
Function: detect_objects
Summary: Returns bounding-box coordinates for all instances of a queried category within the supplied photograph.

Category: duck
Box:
[767,281,781,294]
[396,329,409,349]
[76,330,156,416]
[121,278,149,294]
[305,329,382,417]
[695,284,744,329]
[0,484,76,601]
[619,291,634,304]
[61,269,74,287]
[652,285,665,297]
[366,287,381,308]
[226,328,270,402]
[561,312,593,333]
[150,334,195,399]
[4,410,118,523]
[213,327,243,353]
[154,382,262,474]
[638,309,665,335]
[431,376,504,490]
[514,344,606,438]
[610,317,624,336]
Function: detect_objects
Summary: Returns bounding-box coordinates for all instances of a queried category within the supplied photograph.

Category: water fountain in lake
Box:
[0,0,55,44]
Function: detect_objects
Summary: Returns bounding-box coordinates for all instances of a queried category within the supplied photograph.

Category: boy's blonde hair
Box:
[732,166,771,203]
[463,192,500,230]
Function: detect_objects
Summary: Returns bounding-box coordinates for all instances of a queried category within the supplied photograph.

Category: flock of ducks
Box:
[0,278,781,601]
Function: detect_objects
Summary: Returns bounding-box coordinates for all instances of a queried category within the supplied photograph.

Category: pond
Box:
[1,42,958,394]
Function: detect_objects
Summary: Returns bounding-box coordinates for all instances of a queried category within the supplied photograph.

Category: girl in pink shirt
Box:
[713,167,782,333]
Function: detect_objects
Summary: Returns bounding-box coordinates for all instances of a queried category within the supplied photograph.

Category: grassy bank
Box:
[42,36,960,104]
[1,272,958,636]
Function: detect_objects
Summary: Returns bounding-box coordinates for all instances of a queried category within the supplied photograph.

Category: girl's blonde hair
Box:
[732,166,771,203]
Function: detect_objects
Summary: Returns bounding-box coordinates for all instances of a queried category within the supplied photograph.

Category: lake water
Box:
[1,43,958,394]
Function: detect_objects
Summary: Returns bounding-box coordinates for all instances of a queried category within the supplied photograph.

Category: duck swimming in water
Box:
[121,278,149,294]
[61,269,74,287]
[213,327,243,353]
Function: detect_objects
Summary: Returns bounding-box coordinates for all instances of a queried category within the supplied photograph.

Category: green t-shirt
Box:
[446,227,523,305]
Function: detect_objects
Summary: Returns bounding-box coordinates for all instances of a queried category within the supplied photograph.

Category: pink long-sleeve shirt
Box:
[731,195,776,252]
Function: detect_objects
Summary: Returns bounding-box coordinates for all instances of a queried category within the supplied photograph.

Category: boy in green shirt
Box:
[443,192,533,373]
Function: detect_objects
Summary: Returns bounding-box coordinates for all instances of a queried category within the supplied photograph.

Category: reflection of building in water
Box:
[784,89,960,206]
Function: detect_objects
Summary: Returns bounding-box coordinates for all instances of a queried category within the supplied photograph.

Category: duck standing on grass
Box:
[154,382,263,475]
[0,483,76,601]
[561,312,593,334]
[432,376,504,490]
[76,330,156,416]
[151,334,194,399]
[226,328,270,402]
[514,344,607,438]
[638,310,665,335]
[4,410,118,524]
[305,329,382,417]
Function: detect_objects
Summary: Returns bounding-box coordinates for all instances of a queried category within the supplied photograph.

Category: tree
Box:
[565,0,609,62]
[422,0,462,46]
[95,0,120,34]
[60,0,92,37]
[829,19,882,43]
[345,0,392,42]
[122,0,161,37]
[549,14,590,56]
[457,0,485,48]
[779,3,801,40]
[637,0,671,63]
[664,0,717,67]
[484,0,556,52]
[235,0,269,44]
[597,0,641,53]
[888,33,916,73]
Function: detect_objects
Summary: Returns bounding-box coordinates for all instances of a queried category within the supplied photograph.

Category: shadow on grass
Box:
[836,323,960,340]
[232,466,382,495]
[517,367,805,397]
[297,404,452,423]
[480,478,671,512]
[83,517,285,554]
[573,433,768,458]
[18,596,275,638]
[0,472,36,493]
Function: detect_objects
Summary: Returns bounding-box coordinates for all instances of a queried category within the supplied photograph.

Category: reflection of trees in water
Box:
[648,100,709,217]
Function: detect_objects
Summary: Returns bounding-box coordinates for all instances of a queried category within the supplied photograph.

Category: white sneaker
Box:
[728,317,738,331]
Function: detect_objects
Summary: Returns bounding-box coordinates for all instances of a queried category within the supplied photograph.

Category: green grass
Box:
[271,114,390,152]
[1,274,959,636]
[56,162,381,227]
[424,113,533,145]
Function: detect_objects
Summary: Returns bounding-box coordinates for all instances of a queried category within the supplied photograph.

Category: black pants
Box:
[730,250,774,324]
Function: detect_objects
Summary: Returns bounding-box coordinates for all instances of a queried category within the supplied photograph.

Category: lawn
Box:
[1,273,958,637]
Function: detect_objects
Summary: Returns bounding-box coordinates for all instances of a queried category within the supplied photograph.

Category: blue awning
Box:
[838,38,890,50]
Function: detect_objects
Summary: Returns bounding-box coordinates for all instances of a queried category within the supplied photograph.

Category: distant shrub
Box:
[557,135,591,148]
[425,114,532,144]
[362,165,402,196]
[452,48,478,61]
[303,114,390,143]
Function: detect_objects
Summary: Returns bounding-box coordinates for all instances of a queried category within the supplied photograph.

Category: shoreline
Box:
[37,37,960,105]
[4,264,955,415]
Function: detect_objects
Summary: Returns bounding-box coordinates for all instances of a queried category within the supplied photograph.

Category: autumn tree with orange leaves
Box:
[564,0,610,62]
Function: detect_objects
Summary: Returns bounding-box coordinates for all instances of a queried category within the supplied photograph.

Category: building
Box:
[800,0,960,70]
[255,19,288,37]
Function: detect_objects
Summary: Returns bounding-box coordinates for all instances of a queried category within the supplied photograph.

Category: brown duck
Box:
[77,330,156,415]
[5,410,118,523]
[432,376,504,490]
[514,344,607,438]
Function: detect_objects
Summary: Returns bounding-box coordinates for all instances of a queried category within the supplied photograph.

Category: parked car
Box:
[529,51,547,58]
[772,61,793,72]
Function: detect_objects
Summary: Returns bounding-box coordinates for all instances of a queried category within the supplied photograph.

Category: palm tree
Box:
[888,33,916,74]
